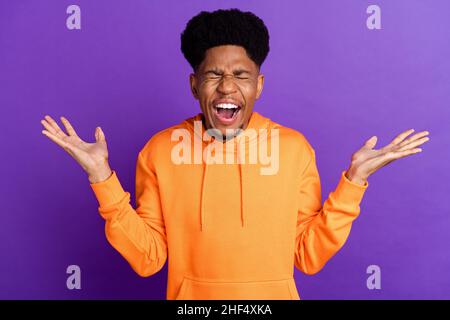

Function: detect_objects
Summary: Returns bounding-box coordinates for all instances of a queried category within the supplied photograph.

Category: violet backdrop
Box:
[0,0,449,299]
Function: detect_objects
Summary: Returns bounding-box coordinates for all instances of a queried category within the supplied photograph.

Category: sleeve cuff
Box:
[89,170,128,208]
[333,170,369,205]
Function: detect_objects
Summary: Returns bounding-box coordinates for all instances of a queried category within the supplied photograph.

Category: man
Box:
[41,9,430,300]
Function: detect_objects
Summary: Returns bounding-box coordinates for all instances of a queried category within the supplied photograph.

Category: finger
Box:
[370,147,423,170]
[398,130,429,148]
[44,115,67,138]
[390,128,415,146]
[95,127,106,143]
[40,119,58,135]
[60,116,79,137]
[42,129,71,151]
[95,127,100,142]
[385,148,422,161]
[391,148,423,160]
[397,136,430,152]
[363,136,378,149]
[98,127,106,142]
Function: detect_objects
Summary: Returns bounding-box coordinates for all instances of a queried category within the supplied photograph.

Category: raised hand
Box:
[345,129,430,185]
[41,115,112,183]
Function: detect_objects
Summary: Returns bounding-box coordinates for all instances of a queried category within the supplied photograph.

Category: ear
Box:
[255,73,264,100]
[189,73,199,100]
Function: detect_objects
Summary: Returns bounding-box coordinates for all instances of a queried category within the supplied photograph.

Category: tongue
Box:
[217,108,235,119]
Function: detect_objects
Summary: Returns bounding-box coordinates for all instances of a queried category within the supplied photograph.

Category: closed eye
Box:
[203,69,252,80]
[234,70,251,80]
[204,72,222,80]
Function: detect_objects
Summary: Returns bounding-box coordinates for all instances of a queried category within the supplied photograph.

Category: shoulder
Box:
[140,127,173,157]
[138,116,196,162]
[272,120,315,154]
[266,119,317,176]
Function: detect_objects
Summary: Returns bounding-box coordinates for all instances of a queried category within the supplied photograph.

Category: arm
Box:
[295,145,368,275]
[40,115,168,277]
[90,151,167,277]
[295,128,430,275]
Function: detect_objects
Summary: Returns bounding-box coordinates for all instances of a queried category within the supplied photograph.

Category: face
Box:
[189,45,264,138]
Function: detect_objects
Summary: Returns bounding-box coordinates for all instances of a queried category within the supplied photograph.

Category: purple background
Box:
[0,0,449,299]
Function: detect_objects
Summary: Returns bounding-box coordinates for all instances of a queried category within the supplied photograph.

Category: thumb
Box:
[97,127,106,142]
[365,135,378,149]
[95,127,106,143]
[94,127,100,142]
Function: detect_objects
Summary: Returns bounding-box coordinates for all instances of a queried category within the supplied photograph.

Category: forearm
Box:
[295,171,367,274]
[90,170,167,277]
[103,194,168,277]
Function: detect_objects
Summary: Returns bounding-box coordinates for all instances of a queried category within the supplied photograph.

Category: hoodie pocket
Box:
[175,277,300,300]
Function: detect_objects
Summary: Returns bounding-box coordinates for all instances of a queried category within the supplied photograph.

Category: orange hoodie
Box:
[90,111,368,300]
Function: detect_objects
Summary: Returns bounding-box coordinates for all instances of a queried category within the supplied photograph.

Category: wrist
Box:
[88,162,112,184]
[345,167,367,186]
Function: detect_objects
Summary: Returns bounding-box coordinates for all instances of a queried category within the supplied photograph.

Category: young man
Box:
[41,9,430,300]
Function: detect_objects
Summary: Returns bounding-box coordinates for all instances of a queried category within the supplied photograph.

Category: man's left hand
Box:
[345,129,430,185]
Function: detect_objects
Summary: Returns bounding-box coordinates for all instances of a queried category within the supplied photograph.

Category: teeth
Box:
[215,103,239,109]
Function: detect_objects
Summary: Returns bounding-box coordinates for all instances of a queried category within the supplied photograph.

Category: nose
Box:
[216,74,237,95]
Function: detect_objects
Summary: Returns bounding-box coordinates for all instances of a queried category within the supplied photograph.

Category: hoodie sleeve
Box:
[89,151,167,277]
[294,144,368,275]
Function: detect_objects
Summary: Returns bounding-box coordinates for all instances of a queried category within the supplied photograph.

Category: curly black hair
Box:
[180,8,270,71]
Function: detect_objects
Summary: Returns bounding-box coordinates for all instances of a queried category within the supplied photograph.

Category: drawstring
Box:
[239,161,245,228]
[190,111,269,232]
[200,146,210,232]
[237,143,245,228]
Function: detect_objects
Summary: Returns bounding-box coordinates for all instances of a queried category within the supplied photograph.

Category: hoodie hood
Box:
[182,111,278,232]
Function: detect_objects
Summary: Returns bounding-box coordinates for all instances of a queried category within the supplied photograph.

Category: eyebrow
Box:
[203,68,252,76]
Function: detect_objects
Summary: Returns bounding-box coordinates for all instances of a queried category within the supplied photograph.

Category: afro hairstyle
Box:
[180,8,270,71]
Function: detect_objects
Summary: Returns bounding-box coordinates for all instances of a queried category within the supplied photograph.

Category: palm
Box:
[350,128,430,179]
[41,115,109,173]
[65,135,107,168]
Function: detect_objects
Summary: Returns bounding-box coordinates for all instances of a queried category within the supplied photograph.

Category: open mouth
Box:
[213,103,241,125]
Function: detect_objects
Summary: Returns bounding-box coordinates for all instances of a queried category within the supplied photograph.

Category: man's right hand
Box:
[41,115,112,183]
